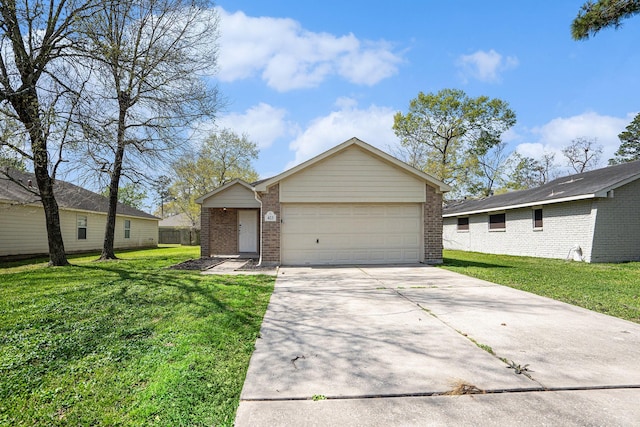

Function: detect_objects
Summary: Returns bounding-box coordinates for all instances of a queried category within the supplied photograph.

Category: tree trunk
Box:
[14,90,69,266]
[33,163,69,266]
[100,100,128,260]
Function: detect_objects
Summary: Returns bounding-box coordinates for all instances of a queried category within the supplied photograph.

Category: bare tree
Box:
[0,115,28,170]
[467,141,510,197]
[562,137,603,173]
[505,151,559,190]
[0,0,98,265]
[74,0,220,259]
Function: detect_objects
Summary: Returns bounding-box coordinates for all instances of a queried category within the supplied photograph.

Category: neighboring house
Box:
[443,160,640,263]
[158,212,200,245]
[196,137,451,265]
[0,169,158,259]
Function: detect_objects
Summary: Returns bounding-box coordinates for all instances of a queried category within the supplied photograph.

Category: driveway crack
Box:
[241,384,640,402]
[357,267,546,388]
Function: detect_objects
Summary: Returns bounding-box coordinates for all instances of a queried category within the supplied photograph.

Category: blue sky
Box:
[209,1,639,179]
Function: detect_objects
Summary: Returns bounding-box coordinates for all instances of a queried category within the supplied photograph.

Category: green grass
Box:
[0,246,275,426]
[441,250,640,323]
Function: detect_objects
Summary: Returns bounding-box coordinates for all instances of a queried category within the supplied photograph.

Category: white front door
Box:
[238,210,258,253]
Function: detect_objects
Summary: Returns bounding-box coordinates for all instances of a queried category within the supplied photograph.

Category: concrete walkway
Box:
[200,259,278,275]
[235,265,640,426]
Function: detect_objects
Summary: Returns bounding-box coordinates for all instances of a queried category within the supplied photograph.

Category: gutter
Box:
[443,193,597,217]
[253,188,263,266]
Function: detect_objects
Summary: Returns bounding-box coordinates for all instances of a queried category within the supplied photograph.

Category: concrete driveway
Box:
[235,265,640,426]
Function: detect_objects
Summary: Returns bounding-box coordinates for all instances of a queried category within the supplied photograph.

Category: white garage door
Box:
[281,204,422,265]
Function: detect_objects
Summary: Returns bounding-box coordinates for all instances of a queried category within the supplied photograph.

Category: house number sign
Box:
[264,211,277,222]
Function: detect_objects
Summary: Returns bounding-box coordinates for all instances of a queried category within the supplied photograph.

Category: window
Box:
[77,215,87,240]
[457,217,469,231]
[489,213,506,230]
[533,209,543,229]
[124,220,131,239]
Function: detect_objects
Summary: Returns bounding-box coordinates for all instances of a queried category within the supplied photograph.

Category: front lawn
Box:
[441,250,640,323]
[0,246,275,426]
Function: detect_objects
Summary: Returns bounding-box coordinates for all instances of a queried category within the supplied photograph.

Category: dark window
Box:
[533,209,543,229]
[457,217,469,231]
[77,215,87,240]
[124,220,131,239]
[489,213,506,230]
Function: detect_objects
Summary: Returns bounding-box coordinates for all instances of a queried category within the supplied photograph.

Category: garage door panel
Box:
[282,203,422,265]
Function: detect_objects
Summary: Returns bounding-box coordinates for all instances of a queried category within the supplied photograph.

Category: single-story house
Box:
[443,160,640,263]
[196,137,450,266]
[0,168,159,259]
[158,212,200,245]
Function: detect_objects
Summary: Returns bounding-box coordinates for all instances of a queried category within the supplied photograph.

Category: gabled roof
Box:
[0,168,158,220]
[254,137,451,193]
[159,212,200,228]
[443,160,640,217]
[194,178,254,204]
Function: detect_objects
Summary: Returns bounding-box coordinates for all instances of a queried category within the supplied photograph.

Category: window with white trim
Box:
[533,209,543,229]
[457,217,469,231]
[77,215,87,240]
[124,220,131,239]
[489,213,506,230]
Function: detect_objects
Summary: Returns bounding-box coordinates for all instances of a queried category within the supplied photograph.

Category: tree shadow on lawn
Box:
[71,263,272,321]
[442,257,513,270]
[3,264,272,387]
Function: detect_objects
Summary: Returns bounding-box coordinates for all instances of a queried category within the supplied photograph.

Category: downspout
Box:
[254,189,263,266]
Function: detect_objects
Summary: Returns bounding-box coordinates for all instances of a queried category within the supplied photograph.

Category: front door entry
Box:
[238,210,258,253]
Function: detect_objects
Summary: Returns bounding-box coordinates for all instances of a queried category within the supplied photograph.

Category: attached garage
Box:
[198,138,449,265]
[253,138,450,266]
[281,203,422,265]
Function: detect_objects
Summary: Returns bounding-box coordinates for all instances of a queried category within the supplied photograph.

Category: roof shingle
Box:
[0,169,158,220]
[443,160,640,216]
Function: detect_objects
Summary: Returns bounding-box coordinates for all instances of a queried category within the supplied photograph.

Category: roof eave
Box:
[195,178,254,204]
[443,193,597,217]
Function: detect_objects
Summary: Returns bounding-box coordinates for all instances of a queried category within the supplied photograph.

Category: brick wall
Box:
[591,179,640,262]
[424,184,443,263]
[200,207,210,258]
[443,199,596,261]
[208,208,238,255]
[257,184,280,265]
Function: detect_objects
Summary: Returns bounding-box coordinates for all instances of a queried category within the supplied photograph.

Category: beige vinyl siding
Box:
[0,202,157,257]
[0,203,50,256]
[113,216,158,249]
[279,146,426,203]
[201,183,260,208]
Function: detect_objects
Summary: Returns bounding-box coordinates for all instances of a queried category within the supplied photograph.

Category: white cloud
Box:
[515,111,635,165]
[217,103,296,149]
[286,99,397,168]
[216,7,403,91]
[457,49,518,83]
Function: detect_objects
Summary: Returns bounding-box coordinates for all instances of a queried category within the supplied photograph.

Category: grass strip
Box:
[441,250,640,323]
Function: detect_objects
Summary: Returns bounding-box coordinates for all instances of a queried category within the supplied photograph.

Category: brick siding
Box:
[204,208,239,256]
[424,184,443,263]
[200,207,210,258]
[443,199,596,261]
[257,184,281,265]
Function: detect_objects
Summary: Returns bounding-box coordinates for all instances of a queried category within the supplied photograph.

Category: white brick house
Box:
[443,161,640,263]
